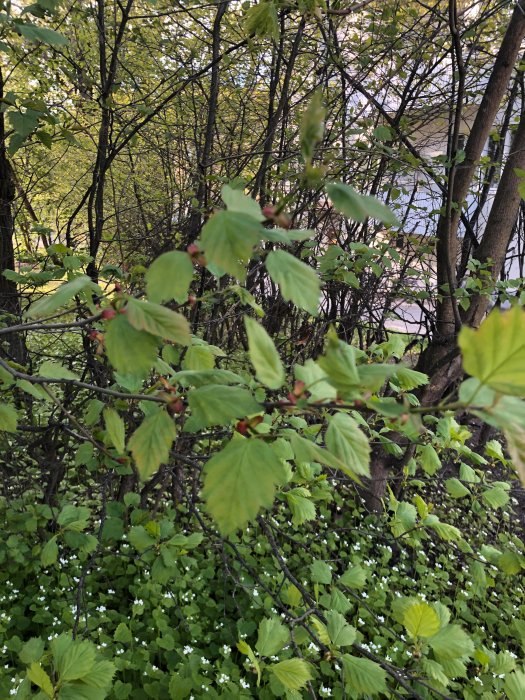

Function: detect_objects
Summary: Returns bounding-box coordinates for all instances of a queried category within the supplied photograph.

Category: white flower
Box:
[183,645,193,654]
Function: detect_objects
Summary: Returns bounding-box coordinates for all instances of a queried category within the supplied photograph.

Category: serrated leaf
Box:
[341,654,387,695]
[459,306,525,395]
[394,367,428,390]
[445,477,470,499]
[202,438,285,534]
[54,639,95,681]
[403,602,440,639]
[256,618,290,657]
[286,488,316,525]
[186,384,261,431]
[325,412,370,478]
[326,611,356,647]
[266,250,321,316]
[270,659,312,691]
[145,251,194,304]
[482,485,510,509]
[339,564,367,589]
[128,408,177,482]
[200,210,262,280]
[82,660,115,689]
[0,403,18,432]
[105,315,159,378]
[419,443,441,475]
[505,422,525,486]
[27,662,54,697]
[244,316,284,389]
[429,624,474,660]
[505,668,525,700]
[38,361,79,380]
[126,298,190,344]
[295,359,336,402]
[244,1,279,40]
[327,181,399,226]
[41,535,58,567]
[19,638,45,665]
[26,275,95,318]
[310,559,332,584]
[222,184,264,221]
[103,408,125,453]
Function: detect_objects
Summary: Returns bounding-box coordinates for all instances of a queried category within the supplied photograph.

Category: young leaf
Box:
[244,1,279,40]
[256,618,290,657]
[403,601,441,639]
[200,210,263,280]
[128,408,177,482]
[126,299,190,345]
[27,662,54,697]
[244,316,285,389]
[300,91,325,164]
[339,564,367,589]
[325,413,371,478]
[145,251,194,304]
[17,22,69,46]
[103,407,126,454]
[26,275,96,318]
[54,639,96,682]
[266,250,321,316]
[202,438,285,534]
[105,315,159,378]
[418,443,441,476]
[459,306,525,395]
[41,535,58,567]
[270,659,312,691]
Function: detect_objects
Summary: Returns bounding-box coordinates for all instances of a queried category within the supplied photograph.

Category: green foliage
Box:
[244,316,285,390]
[128,408,177,481]
[265,250,321,316]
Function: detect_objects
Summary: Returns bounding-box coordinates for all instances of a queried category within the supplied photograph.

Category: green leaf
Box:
[244,1,279,40]
[202,438,284,534]
[341,654,387,696]
[0,403,18,432]
[256,618,290,657]
[26,275,95,318]
[27,662,54,697]
[126,299,190,345]
[270,659,312,691]
[285,488,316,525]
[403,601,441,639]
[41,535,58,567]
[504,421,525,486]
[105,315,159,378]
[459,306,525,395]
[222,184,264,221]
[82,660,115,689]
[186,384,261,431]
[295,359,336,402]
[317,332,360,397]
[482,485,510,509]
[339,564,367,589]
[289,433,346,471]
[266,250,320,316]
[327,181,399,226]
[200,210,262,280]
[182,344,215,371]
[419,443,441,476]
[17,21,69,46]
[244,316,285,389]
[326,611,356,647]
[54,639,95,682]
[145,251,194,304]
[310,559,332,584]
[505,668,525,700]
[325,412,370,478]
[128,408,177,482]
[38,361,78,380]
[19,638,45,665]
[394,367,428,391]
[445,477,471,499]
[428,625,474,660]
[103,408,126,454]
[300,91,325,164]
[172,369,245,387]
